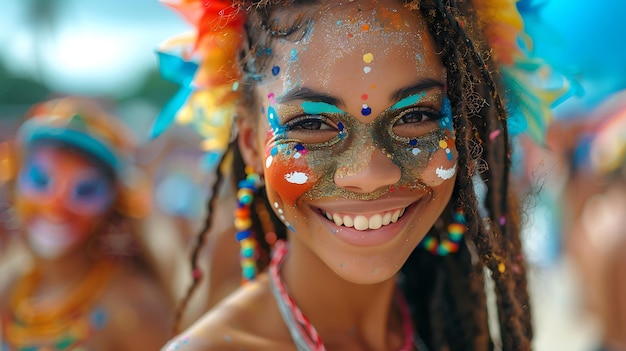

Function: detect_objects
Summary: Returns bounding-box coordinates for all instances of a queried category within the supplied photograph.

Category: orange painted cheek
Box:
[265,153,318,205]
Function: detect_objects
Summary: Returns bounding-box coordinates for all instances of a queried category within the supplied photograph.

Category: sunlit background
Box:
[0,0,187,140]
[1,0,626,349]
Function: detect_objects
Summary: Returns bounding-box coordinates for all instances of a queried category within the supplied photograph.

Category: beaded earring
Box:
[234,166,261,283]
[420,207,467,256]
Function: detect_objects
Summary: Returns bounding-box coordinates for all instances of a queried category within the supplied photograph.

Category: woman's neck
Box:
[32,244,99,300]
[280,240,403,350]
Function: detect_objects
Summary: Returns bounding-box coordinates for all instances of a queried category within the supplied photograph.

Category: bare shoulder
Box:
[162,274,293,351]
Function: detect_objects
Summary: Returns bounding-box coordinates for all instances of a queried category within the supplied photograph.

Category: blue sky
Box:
[0,0,188,97]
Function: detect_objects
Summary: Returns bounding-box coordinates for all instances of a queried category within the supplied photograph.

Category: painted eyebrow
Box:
[276,87,345,108]
[276,78,444,108]
[390,78,445,103]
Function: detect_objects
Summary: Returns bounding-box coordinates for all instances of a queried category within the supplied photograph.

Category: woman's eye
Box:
[27,165,50,191]
[284,115,339,144]
[286,115,335,131]
[392,108,442,137]
[75,181,98,198]
[74,178,109,200]
[395,109,440,125]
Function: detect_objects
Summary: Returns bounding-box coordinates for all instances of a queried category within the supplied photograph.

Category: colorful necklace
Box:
[268,241,417,351]
[1,259,118,350]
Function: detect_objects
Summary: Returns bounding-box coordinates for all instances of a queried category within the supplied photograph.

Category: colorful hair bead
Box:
[234,166,260,283]
[420,208,467,256]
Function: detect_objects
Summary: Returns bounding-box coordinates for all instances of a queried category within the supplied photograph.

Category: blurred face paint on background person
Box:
[15,144,115,259]
[251,0,458,283]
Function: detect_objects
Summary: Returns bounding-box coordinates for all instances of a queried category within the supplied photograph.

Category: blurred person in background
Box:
[550,90,626,351]
[0,96,171,350]
[136,125,241,330]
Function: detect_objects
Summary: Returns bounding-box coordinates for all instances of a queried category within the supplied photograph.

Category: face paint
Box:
[15,145,116,260]
[249,0,455,283]
[18,161,114,215]
[269,92,456,203]
[263,106,319,206]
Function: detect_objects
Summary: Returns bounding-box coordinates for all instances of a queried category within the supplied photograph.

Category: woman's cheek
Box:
[264,149,318,206]
[420,138,458,187]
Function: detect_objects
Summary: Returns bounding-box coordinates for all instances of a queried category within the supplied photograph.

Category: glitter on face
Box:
[272,65,281,76]
[364,67,371,74]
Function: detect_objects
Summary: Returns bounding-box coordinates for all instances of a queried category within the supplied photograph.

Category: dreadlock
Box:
[174,1,533,350]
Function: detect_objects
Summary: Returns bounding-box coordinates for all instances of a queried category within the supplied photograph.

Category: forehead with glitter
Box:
[261,1,435,92]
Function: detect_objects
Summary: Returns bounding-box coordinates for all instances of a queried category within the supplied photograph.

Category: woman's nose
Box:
[333,148,401,193]
[39,184,73,220]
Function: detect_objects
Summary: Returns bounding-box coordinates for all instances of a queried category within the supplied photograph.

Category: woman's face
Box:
[15,144,116,260]
[250,0,456,283]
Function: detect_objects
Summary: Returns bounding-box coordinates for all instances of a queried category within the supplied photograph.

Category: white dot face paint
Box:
[284,171,308,184]
[435,164,457,180]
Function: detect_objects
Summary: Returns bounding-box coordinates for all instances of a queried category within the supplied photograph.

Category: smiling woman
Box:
[153,0,559,350]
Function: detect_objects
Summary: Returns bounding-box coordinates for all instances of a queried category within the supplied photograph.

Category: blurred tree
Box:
[25,0,61,81]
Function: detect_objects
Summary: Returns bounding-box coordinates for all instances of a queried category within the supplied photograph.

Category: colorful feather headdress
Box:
[152,0,245,169]
[153,0,570,157]
[473,0,570,143]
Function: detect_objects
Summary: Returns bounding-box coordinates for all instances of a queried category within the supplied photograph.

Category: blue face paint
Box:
[301,101,345,115]
[267,106,286,135]
[390,92,426,110]
[438,96,453,132]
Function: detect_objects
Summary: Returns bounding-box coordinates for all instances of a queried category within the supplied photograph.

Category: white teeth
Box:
[369,214,382,230]
[382,213,392,225]
[323,207,408,231]
[391,210,400,223]
[343,215,354,227]
[333,213,343,226]
[354,215,368,230]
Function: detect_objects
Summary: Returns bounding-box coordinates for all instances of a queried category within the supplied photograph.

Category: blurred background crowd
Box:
[0,0,625,350]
